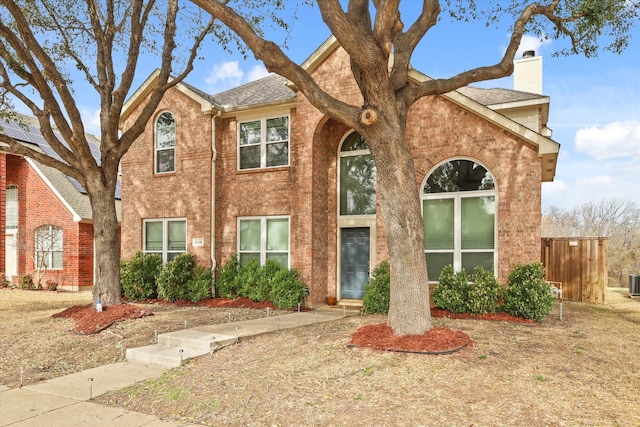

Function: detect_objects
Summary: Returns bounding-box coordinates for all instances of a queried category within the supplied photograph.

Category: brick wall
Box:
[5,154,93,288]
[1,154,6,277]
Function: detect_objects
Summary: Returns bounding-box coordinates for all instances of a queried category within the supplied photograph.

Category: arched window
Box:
[422,159,496,281]
[155,111,176,173]
[35,225,63,269]
[338,132,376,216]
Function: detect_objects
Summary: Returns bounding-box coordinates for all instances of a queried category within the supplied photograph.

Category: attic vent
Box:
[523,50,535,58]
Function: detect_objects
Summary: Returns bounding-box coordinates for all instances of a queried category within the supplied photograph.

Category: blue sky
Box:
[70,4,640,212]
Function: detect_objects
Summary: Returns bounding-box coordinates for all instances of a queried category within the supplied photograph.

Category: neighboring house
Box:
[0,116,121,290]
[119,38,559,305]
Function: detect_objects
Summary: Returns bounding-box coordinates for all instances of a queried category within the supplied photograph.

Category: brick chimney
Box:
[514,50,543,94]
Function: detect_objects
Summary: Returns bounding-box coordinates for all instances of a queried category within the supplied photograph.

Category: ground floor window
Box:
[238,216,289,267]
[422,159,497,281]
[143,218,187,262]
[35,225,63,269]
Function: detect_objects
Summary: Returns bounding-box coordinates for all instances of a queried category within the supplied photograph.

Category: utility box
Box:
[630,274,640,297]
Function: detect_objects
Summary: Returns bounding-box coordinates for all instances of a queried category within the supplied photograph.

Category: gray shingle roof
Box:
[210,74,295,108]
[458,86,547,106]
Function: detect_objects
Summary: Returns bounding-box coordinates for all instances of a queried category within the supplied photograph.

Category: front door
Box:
[340,227,370,299]
[5,233,17,280]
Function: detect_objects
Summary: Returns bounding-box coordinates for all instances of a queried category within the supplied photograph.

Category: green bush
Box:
[431,265,470,313]
[215,254,240,298]
[251,259,281,302]
[157,254,196,302]
[503,262,554,322]
[467,266,503,314]
[120,251,162,300]
[270,268,305,309]
[236,258,262,299]
[363,260,390,314]
[186,265,213,303]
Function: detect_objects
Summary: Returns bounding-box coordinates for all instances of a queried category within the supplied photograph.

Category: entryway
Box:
[339,227,370,299]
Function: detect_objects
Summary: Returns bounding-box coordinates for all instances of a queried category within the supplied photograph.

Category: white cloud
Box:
[575,120,640,161]
[204,61,244,92]
[514,34,552,58]
[247,65,269,82]
[81,108,101,136]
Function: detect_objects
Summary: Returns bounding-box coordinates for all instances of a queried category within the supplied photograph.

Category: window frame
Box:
[421,158,498,282]
[337,131,377,218]
[237,215,291,268]
[142,218,187,263]
[154,111,176,174]
[237,114,290,170]
[6,185,18,230]
[34,225,63,270]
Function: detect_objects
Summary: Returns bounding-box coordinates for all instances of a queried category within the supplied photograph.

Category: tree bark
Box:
[89,184,121,306]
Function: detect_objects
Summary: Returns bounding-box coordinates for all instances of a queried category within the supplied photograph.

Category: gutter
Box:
[210,109,221,295]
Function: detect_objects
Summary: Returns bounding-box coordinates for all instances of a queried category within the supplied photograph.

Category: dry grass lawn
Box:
[2,288,640,426]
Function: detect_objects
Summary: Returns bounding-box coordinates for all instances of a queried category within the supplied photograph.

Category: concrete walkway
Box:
[0,306,356,427]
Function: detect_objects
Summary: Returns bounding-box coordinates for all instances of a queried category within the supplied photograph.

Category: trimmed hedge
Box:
[363,261,390,314]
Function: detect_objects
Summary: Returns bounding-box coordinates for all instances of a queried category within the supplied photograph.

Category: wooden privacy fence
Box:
[541,237,608,303]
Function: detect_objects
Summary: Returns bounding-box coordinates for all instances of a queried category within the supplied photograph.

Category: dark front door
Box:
[340,227,370,299]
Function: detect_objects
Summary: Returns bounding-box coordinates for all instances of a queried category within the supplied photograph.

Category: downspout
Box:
[211,109,221,296]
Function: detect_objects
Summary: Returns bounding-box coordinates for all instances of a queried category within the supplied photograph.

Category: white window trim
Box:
[237,115,290,170]
[35,225,63,270]
[154,111,176,175]
[143,218,187,263]
[237,215,291,268]
[421,158,498,281]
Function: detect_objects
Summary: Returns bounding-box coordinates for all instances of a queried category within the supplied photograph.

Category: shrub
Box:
[215,254,240,298]
[363,260,391,314]
[20,274,35,290]
[467,266,503,314]
[235,258,262,299]
[431,265,470,313]
[251,259,281,302]
[270,268,305,309]
[157,253,196,302]
[503,262,554,322]
[186,265,213,303]
[45,279,58,291]
[120,251,162,300]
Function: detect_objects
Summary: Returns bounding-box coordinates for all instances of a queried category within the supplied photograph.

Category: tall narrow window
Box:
[238,216,290,267]
[339,132,376,216]
[35,225,63,269]
[6,185,17,229]
[422,159,496,281]
[238,116,289,170]
[144,219,187,262]
[155,112,176,173]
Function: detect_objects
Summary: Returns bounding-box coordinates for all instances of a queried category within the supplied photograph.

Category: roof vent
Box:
[523,50,535,58]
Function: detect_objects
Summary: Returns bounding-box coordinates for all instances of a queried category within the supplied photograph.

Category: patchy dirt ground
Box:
[2,289,640,426]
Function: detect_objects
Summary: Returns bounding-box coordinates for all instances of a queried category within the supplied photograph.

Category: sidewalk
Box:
[0,306,356,427]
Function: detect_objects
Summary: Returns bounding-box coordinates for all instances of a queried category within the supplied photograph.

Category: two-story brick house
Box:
[1,116,121,290]
[119,37,559,305]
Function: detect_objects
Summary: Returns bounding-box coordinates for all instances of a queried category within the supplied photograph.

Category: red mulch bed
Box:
[52,303,153,335]
[350,323,470,354]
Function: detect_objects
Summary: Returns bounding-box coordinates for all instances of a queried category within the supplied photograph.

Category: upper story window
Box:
[422,159,497,282]
[238,116,289,170]
[339,132,376,216]
[6,185,17,230]
[155,111,176,174]
[35,225,63,270]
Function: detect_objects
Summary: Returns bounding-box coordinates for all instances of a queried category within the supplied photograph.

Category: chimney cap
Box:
[523,50,535,58]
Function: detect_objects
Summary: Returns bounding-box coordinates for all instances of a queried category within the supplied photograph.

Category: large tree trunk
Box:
[89,184,122,306]
[370,131,432,336]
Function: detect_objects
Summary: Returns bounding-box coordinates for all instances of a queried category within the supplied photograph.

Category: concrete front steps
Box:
[126,309,355,368]
[126,329,237,368]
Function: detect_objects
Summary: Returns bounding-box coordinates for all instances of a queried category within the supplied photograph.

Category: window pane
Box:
[145,222,163,251]
[266,142,288,167]
[156,112,176,149]
[424,160,494,193]
[239,252,260,266]
[6,185,17,229]
[340,132,369,152]
[168,221,186,251]
[339,155,376,215]
[239,219,261,251]
[240,145,261,169]
[423,199,454,250]
[461,196,495,249]
[266,117,288,142]
[267,218,289,251]
[266,253,288,267]
[462,252,494,273]
[51,250,63,269]
[425,253,453,282]
[239,121,261,145]
[156,149,175,173]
